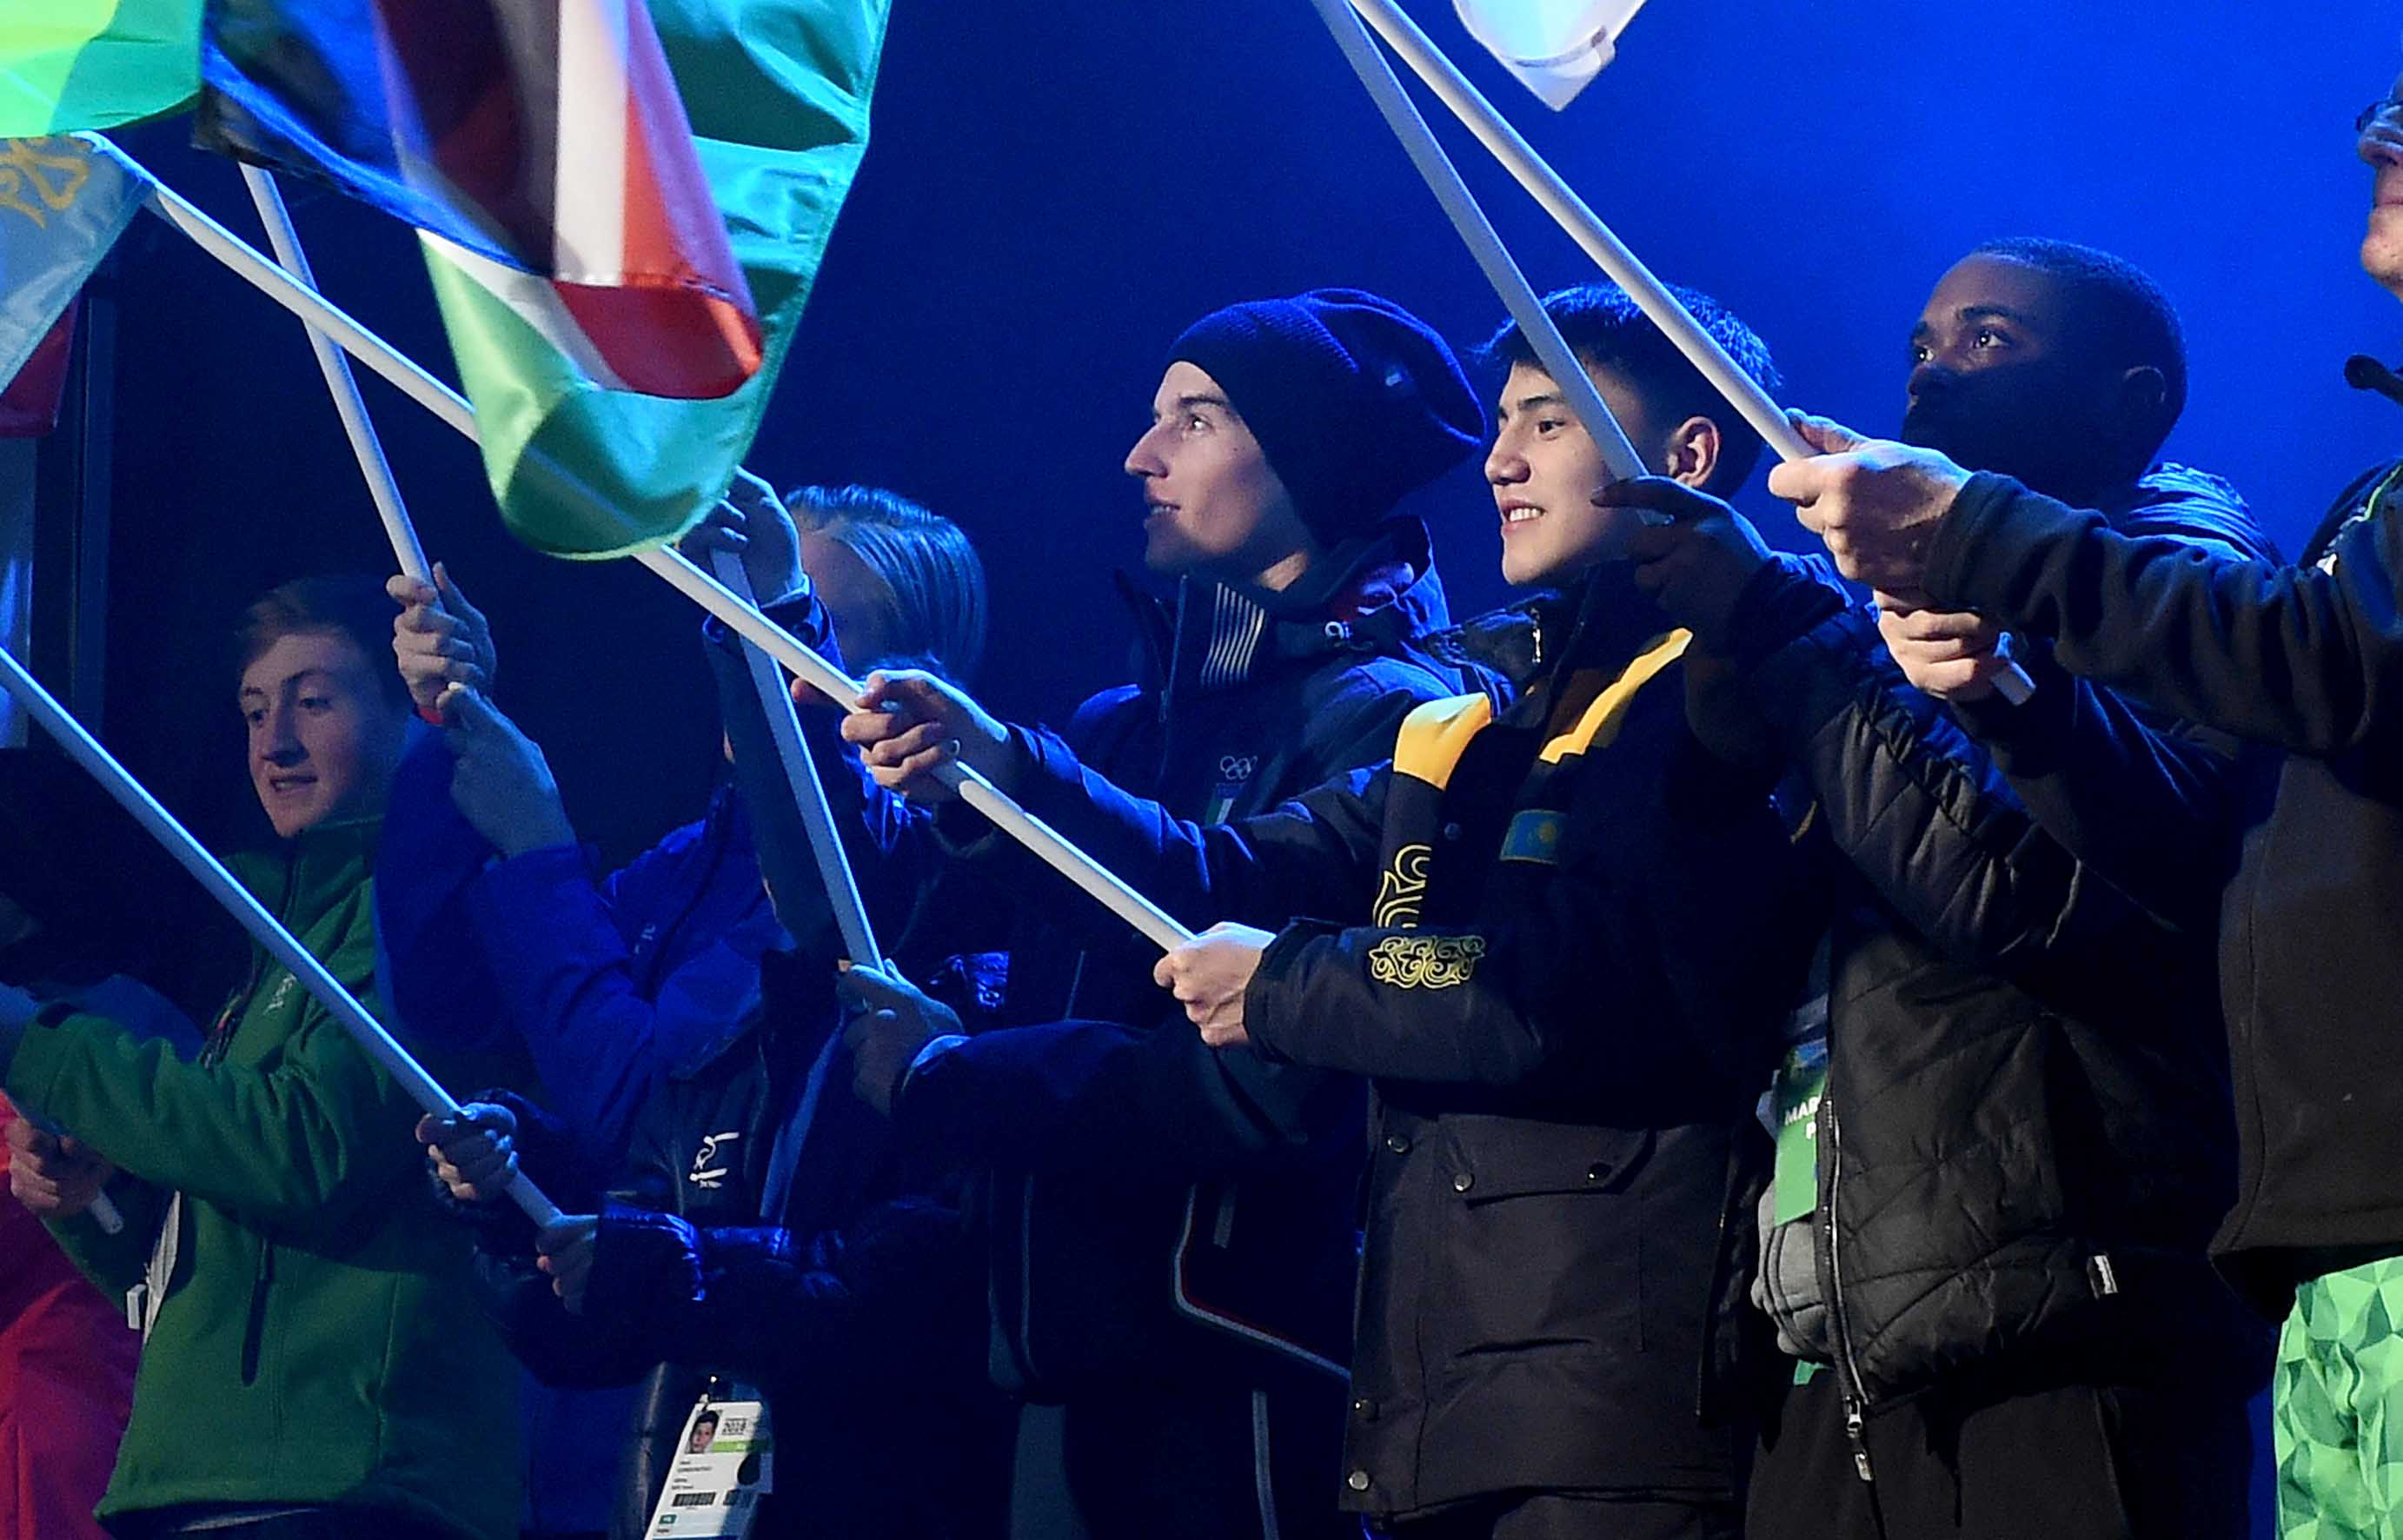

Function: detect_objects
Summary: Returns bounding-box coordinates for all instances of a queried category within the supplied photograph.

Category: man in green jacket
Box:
[0,576,520,1540]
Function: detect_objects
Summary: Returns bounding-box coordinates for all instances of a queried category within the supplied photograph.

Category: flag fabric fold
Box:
[1452,0,1648,110]
[0,134,144,402]
[195,0,886,558]
[425,0,889,558]
[0,304,82,437]
[197,0,764,402]
[0,0,200,138]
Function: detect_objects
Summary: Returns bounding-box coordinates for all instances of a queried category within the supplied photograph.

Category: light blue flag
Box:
[0,131,145,388]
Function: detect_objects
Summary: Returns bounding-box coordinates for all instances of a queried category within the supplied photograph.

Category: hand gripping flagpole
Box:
[19,1111,123,1234]
[0,646,566,1230]
[135,163,1195,954]
[1308,0,1643,484]
[634,548,1196,953]
[1338,0,2037,704]
[228,164,890,968]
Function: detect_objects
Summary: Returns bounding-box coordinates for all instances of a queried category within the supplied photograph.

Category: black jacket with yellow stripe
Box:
[988,564,1818,1518]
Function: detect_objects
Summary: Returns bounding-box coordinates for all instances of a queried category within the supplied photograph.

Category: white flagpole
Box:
[136,168,1195,953]
[634,548,1196,953]
[1348,0,1802,457]
[139,183,478,439]
[0,645,566,1229]
[1309,0,1644,483]
[227,165,891,967]
[707,549,885,968]
[1340,0,2037,703]
[238,167,433,585]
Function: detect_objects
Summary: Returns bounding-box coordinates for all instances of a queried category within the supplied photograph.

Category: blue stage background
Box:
[70,14,2403,1520]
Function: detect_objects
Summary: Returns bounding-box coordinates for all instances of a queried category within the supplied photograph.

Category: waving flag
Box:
[424,0,888,558]
[198,0,885,557]
[198,0,761,402]
[0,136,144,396]
[1453,0,1649,110]
[0,0,200,136]
[0,307,80,437]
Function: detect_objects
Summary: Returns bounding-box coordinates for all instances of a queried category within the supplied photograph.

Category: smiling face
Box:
[238,629,408,839]
[2362,71,2403,295]
[1123,362,1314,585]
[1484,360,1669,587]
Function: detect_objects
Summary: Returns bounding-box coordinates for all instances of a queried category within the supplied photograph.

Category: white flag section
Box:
[1454,0,1649,109]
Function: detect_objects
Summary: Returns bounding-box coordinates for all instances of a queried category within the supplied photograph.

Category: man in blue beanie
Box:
[837,288,1486,1539]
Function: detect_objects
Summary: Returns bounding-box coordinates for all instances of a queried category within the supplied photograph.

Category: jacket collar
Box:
[1431,561,1671,703]
[1119,515,1451,700]
[233,816,379,919]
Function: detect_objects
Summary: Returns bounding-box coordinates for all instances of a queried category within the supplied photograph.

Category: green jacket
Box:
[3,820,520,1539]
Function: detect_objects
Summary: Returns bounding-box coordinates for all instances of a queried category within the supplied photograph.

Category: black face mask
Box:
[1900,362,2109,503]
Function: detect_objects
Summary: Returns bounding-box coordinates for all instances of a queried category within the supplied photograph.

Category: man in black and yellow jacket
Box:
[2,578,519,1540]
[842,284,1820,1540]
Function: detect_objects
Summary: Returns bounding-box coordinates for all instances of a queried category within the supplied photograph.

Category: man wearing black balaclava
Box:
[1598,238,2282,1537]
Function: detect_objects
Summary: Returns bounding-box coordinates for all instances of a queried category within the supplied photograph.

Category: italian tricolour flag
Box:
[1,0,888,558]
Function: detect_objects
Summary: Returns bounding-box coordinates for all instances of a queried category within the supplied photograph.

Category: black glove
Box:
[583,1201,706,1329]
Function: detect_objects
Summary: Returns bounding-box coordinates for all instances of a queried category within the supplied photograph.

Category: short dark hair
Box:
[1969,236,2188,466]
[786,487,989,685]
[1484,282,1782,495]
[236,575,410,714]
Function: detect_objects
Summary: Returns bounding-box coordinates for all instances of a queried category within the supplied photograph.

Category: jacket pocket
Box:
[1429,1118,1656,1364]
[1449,1121,1656,1201]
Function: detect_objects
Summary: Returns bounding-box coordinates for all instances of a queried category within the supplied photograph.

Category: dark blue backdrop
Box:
[62,3,2399,1525]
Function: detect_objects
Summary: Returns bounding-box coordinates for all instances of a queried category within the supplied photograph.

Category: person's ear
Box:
[2105,364,2169,452]
[1663,415,1723,491]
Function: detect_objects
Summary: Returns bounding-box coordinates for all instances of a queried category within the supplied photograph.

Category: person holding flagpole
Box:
[0,575,521,1540]
[839,282,1818,1540]
[826,289,1485,1540]
[1747,68,2403,1537]
[1603,238,2278,1537]
[386,476,1005,1540]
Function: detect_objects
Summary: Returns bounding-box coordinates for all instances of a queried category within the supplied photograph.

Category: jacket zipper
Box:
[1822,1097,1874,1483]
[1159,579,1187,729]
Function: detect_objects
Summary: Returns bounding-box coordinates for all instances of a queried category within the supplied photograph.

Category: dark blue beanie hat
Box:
[1168,288,1487,548]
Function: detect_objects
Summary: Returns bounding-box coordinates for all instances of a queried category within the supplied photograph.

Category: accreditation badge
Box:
[645,1380,774,1538]
[1769,1038,1829,1228]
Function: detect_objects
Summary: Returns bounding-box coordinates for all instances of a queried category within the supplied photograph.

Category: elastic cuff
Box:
[897,1033,970,1109]
[1921,471,2028,611]
[1243,919,1341,1065]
